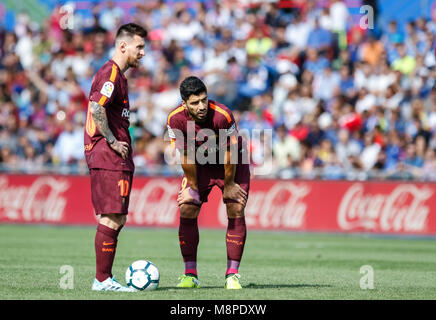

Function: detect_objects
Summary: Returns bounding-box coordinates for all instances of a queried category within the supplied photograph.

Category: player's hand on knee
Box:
[177,187,201,206]
[223,182,247,206]
[110,140,129,159]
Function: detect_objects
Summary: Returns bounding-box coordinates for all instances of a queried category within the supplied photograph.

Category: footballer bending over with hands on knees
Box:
[167,76,250,290]
[84,23,147,292]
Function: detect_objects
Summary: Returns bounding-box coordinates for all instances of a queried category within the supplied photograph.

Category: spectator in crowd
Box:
[329,0,349,50]
[359,132,381,171]
[421,147,436,180]
[52,120,84,165]
[99,1,124,31]
[245,26,273,58]
[335,128,362,169]
[313,66,341,101]
[392,43,417,75]
[285,11,312,51]
[307,19,332,52]
[361,34,384,66]
[303,47,329,75]
[273,124,301,170]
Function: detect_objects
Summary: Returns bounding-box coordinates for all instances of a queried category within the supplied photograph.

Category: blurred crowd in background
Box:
[1,0,436,180]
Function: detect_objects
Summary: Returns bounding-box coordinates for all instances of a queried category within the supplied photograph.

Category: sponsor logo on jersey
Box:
[121,108,130,118]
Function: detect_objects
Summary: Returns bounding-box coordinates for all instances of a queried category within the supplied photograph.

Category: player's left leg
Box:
[177,204,201,288]
[224,202,246,289]
[221,161,250,289]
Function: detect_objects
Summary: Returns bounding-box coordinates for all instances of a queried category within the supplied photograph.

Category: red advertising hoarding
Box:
[1,174,436,235]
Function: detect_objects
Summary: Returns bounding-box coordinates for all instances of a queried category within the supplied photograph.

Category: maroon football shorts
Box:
[180,162,250,207]
[90,169,133,215]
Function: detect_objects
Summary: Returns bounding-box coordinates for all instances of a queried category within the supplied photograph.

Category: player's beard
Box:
[127,55,140,69]
[187,107,207,123]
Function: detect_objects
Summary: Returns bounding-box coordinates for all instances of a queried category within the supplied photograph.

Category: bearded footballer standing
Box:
[167,76,250,289]
[84,23,147,292]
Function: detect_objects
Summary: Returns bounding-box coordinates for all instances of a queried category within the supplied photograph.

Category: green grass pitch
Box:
[1,224,436,300]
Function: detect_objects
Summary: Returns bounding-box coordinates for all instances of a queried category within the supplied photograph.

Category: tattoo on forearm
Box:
[90,101,116,142]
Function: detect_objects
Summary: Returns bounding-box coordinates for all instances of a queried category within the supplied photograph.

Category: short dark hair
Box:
[180,76,207,101]
[116,23,148,41]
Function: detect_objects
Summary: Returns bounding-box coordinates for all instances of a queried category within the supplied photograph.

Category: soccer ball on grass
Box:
[125,260,160,291]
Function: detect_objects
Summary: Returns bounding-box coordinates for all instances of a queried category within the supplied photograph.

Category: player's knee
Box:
[119,214,127,226]
[100,214,126,230]
[226,203,245,219]
[180,204,200,219]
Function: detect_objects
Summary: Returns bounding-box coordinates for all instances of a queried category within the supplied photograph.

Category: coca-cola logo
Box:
[128,179,179,225]
[337,184,433,232]
[219,182,310,228]
[0,176,69,222]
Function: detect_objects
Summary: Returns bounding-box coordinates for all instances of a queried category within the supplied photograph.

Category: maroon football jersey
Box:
[84,59,134,172]
[167,100,243,165]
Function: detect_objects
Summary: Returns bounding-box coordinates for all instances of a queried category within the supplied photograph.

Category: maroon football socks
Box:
[95,223,122,282]
[226,217,246,276]
[179,217,199,277]
[179,216,246,277]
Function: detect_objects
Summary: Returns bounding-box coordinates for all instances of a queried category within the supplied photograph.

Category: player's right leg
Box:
[90,169,135,292]
[92,214,135,292]
[176,171,214,288]
[177,203,201,288]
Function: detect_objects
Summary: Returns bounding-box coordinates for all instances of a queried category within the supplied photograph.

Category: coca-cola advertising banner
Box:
[1,174,436,235]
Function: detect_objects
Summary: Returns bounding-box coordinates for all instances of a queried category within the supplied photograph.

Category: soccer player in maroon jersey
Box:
[167,76,250,289]
[84,23,147,292]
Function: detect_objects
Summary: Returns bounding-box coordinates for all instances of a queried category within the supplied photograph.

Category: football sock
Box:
[179,217,199,276]
[226,217,246,276]
[226,260,240,277]
[95,223,122,282]
[184,261,197,278]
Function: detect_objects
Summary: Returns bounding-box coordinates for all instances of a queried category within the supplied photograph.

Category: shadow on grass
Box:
[157,283,331,290]
[245,283,332,289]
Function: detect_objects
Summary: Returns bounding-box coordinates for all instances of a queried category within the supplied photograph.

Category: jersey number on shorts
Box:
[118,179,130,197]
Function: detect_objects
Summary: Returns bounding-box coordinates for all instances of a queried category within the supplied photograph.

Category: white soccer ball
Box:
[125,260,160,291]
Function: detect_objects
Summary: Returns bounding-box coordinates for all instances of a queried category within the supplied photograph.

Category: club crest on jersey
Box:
[100,81,114,98]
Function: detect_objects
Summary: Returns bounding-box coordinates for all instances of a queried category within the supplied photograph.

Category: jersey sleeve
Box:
[217,112,238,149]
[89,66,118,107]
[167,114,186,151]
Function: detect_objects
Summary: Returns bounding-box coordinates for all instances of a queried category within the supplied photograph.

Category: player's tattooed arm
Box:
[89,101,129,159]
[89,101,116,143]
